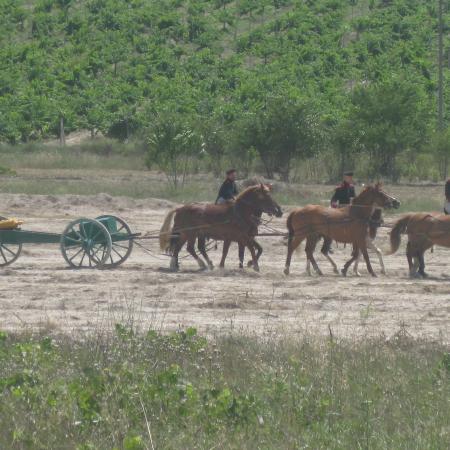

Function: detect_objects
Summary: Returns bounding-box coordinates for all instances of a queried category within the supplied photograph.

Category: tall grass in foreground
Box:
[0,327,448,449]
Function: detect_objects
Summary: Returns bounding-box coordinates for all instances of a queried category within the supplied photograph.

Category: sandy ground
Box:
[1,192,449,342]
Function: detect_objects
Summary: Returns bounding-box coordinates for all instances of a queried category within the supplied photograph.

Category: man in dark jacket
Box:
[444,179,450,214]
[216,169,238,204]
[331,171,356,208]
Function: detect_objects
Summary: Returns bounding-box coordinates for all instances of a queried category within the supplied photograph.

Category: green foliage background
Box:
[0,0,449,180]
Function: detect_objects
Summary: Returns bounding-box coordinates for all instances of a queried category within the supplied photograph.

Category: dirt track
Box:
[1,193,449,341]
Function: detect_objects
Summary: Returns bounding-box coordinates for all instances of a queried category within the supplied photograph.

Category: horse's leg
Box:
[306,258,312,276]
[417,250,427,278]
[406,241,414,276]
[284,235,303,276]
[219,240,231,268]
[170,234,187,272]
[186,236,207,270]
[342,245,359,277]
[353,249,362,277]
[197,236,214,270]
[305,236,322,276]
[246,240,260,272]
[370,240,386,275]
[407,240,420,278]
[321,237,339,274]
[238,243,245,269]
[361,244,376,277]
[247,240,262,267]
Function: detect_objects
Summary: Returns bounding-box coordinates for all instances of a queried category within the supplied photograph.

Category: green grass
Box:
[0,142,145,171]
[0,326,448,449]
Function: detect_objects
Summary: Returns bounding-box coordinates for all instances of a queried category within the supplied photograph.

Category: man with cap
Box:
[331,171,356,208]
[216,169,238,204]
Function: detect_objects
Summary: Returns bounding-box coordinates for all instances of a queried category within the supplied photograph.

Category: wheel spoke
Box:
[91,228,104,243]
[78,251,86,267]
[111,247,125,259]
[71,225,84,240]
[1,244,18,256]
[68,247,84,262]
[111,242,130,251]
[80,222,88,239]
[65,235,82,244]
[88,249,101,265]
[0,247,8,263]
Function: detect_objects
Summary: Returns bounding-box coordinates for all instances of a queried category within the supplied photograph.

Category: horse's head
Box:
[238,184,283,217]
[357,183,400,209]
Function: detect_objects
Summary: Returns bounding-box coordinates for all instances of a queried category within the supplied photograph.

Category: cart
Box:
[0,215,139,269]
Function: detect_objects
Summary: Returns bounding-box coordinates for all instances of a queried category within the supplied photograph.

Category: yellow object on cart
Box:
[0,218,23,229]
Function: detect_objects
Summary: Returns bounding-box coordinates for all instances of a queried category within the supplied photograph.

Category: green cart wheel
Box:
[96,215,134,268]
[60,218,112,269]
[0,216,22,267]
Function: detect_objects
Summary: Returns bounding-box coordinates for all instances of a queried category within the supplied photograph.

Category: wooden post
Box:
[59,115,65,146]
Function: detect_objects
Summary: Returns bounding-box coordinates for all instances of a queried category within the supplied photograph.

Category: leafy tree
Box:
[146,111,201,188]
[432,128,450,179]
[349,78,431,180]
[240,93,323,181]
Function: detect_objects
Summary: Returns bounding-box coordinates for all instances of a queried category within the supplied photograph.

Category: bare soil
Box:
[1,192,449,341]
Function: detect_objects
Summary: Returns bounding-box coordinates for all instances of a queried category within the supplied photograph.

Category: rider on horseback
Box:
[331,171,356,208]
[216,169,238,205]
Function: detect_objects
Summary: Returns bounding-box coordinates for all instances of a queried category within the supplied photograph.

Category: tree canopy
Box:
[0,0,448,180]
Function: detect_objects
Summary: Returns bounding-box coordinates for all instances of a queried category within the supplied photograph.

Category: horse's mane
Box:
[235,185,262,201]
[352,184,383,204]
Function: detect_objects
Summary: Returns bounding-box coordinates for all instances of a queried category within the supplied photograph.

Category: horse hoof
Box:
[381,270,386,275]
[354,271,361,277]
[341,269,347,277]
[208,264,214,271]
[247,261,253,267]
[253,265,260,273]
[333,269,339,275]
[284,268,290,276]
[239,263,244,269]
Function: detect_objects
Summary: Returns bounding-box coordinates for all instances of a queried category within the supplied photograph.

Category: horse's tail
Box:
[286,211,295,244]
[388,215,410,255]
[159,209,177,252]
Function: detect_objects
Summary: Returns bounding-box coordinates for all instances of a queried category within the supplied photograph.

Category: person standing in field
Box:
[444,179,450,214]
[216,169,238,204]
[331,171,356,208]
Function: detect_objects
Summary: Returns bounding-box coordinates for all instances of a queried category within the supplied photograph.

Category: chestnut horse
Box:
[284,185,400,277]
[388,213,450,278]
[159,184,282,272]
[307,208,386,276]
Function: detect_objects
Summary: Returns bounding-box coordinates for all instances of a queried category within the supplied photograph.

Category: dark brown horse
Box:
[308,208,385,275]
[284,184,400,277]
[388,213,450,278]
[159,184,282,272]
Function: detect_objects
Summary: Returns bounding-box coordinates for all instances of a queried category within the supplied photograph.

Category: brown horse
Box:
[308,208,385,276]
[388,213,450,278]
[159,184,282,272]
[284,185,400,277]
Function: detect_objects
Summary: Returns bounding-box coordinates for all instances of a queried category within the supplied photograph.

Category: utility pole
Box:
[437,0,447,177]
[438,0,444,132]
